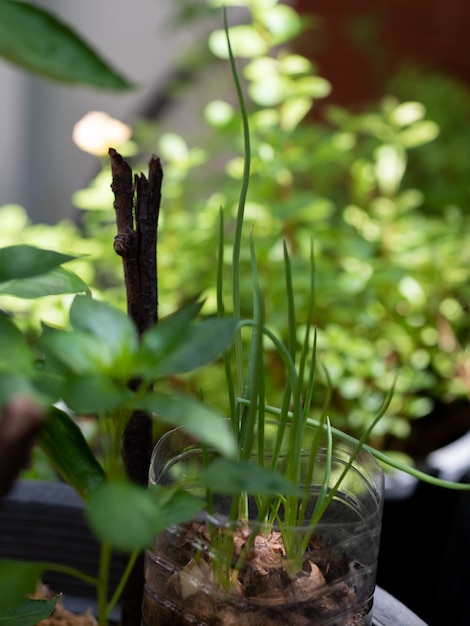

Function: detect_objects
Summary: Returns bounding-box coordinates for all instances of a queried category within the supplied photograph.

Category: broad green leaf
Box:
[62,375,131,414]
[0,315,32,373]
[39,407,104,497]
[86,483,204,551]
[41,300,138,379]
[0,267,88,298]
[0,245,75,282]
[0,561,43,612]
[138,316,238,379]
[30,363,66,405]
[0,374,40,409]
[41,329,114,376]
[195,458,303,497]
[0,0,132,89]
[138,299,203,369]
[136,394,236,457]
[69,296,138,369]
[0,595,60,625]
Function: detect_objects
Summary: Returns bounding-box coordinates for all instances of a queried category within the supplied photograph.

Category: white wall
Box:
[0,0,214,223]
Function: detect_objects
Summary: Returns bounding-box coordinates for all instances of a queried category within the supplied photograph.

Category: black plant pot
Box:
[0,480,123,622]
[0,480,427,626]
[377,430,470,626]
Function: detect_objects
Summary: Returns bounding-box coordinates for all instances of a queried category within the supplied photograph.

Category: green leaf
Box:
[280,96,312,131]
[69,296,138,368]
[209,25,268,59]
[0,267,88,298]
[62,375,131,414]
[138,316,239,379]
[158,133,190,162]
[136,394,236,458]
[0,374,41,409]
[389,101,425,126]
[39,407,104,497]
[138,299,203,369]
[0,561,44,612]
[86,483,204,551]
[41,329,113,376]
[398,120,440,148]
[0,245,76,282]
[0,596,60,625]
[374,144,406,195]
[260,4,302,44]
[195,458,303,497]
[41,297,138,379]
[0,0,132,89]
[162,317,239,375]
[0,315,32,373]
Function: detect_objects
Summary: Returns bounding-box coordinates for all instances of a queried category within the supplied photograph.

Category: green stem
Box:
[239,231,264,459]
[106,549,139,618]
[224,7,251,400]
[239,320,299,392]
[97,541,112,626]
[38,562,98,588]
[217,209,237,430]
[236,397,470,491]
[300,241,317,421]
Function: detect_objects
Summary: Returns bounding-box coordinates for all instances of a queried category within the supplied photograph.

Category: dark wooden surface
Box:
[0,480,428,625]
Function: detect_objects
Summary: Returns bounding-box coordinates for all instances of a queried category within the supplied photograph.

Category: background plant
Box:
[70,0,470,454]
[1,0,469,458]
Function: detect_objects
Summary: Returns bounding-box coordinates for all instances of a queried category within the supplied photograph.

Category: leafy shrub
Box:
[3,0,470,454]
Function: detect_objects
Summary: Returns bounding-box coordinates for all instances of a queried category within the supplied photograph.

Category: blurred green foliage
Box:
[2,0,469,452]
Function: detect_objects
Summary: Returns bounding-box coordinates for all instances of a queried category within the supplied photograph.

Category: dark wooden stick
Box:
[133,155,162,333]
[109,147,163,335]
[109,148,162,625]
[109,149,163,480]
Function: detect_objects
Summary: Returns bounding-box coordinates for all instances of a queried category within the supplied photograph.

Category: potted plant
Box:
[0,152,380,625]
[138,15,470,625]
[1,6,469,626]
[65,0,470,463]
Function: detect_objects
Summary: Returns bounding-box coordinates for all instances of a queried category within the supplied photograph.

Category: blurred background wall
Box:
[296,0,470,107]
[0,0,212,223]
